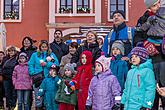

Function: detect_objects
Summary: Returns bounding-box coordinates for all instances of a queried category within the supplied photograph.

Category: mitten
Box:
[64,80,71,87]
[69,81,76,91]
[112,103,120,110]
[140,107,150,110]
[85,105,92,110]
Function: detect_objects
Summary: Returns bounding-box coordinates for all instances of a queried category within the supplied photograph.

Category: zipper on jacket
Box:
[137,74,140,87]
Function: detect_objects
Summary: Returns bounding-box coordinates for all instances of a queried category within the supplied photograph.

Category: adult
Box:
[102,10,134,57]
[59,42,78,76]
[50,30,69,63]
[2,46,18,110]
[20,36,37,58]
[0,51,4,109]
[28,40,59,109]
[20,36,37,110]
[70,30,101,65]
[134,0,165,110]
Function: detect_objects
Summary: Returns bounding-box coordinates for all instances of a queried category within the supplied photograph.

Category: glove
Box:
[69,81,76,91]
[85,105,92,110]
[64,80,71,87]
[112,103,120,110]
[140,107,150,110]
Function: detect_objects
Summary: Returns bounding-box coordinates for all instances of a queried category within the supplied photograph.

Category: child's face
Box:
[69,46,77,55]
[97,38,103,45]
[19,56,26,63]
[81,54,87,65]
[149,0,160,13]
[95,62,103,74]
[49,69,57,77]
[131,55,141,66]
[41,43,48,52]
[64,69,72,77]
[112,47,121,56]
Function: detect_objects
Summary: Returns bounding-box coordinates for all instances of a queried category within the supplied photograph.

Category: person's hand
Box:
[40,62,46,66]
[121,57,129,61]
[37,96,41,100]
[157,84,165,97]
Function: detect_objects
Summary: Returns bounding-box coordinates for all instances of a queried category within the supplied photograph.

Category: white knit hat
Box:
[144,0,159,8]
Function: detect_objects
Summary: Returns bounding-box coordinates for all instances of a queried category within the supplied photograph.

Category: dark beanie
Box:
[112,10,125,19]
[131,47,149,64]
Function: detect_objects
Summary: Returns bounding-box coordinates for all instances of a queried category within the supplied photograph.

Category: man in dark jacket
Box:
[0,51,4,109]
[50,30,69,63]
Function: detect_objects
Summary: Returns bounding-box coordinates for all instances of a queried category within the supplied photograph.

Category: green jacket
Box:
[55,76,77,105]
[121,59,156,110]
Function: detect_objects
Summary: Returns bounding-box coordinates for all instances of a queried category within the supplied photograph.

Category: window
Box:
[59,0,73,13]
[77,0,90,13]
[109,0,126,19]
[3,0,20,20]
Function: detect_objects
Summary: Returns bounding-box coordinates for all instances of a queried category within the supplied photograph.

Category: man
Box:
[50,30,69,63]
[102,10,134,57]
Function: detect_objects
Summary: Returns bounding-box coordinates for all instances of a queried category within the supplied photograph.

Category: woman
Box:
[2,46,18,110]
[71,30,101,65]
[20,36,37,58]
[28,40,59,109]
[20,36,37,110]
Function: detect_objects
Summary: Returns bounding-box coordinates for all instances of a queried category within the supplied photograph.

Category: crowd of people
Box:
[0,0,165,110]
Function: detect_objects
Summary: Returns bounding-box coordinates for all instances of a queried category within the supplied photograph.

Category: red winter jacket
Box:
[72,50,93,110]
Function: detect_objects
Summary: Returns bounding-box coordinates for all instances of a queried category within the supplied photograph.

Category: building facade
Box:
[0,0,146,47]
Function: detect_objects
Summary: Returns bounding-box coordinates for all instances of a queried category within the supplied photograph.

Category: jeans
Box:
[17,90,30,110]
[152,62,165,110]
[3,80,17,108]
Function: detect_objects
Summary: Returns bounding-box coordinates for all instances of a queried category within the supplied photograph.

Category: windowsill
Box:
[55,13,95,17]
[0,19,22,22]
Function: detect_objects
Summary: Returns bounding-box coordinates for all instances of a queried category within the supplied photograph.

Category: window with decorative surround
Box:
[108,0,128,21]
[56,0,93,16]
[0,0,22,22]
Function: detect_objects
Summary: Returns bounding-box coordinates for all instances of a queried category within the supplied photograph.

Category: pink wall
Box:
[2,0,49,48]
[56,16,95,23]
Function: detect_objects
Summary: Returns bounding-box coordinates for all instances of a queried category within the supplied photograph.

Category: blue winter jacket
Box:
[38,76,61,110]
[28,51,59,77]
[102,25,134,57]
[121,59,156,110]
[110,55,128,92]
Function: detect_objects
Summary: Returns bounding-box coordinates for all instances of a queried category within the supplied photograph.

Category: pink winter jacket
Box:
[12,63,32,90]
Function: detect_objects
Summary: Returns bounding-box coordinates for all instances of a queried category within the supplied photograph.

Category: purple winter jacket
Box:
[12,63,32,90]
[86,69,121,110]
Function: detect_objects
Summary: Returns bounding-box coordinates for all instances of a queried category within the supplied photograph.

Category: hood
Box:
[96,69,112,79]
[131,59,153,70]
[80,50,93,65]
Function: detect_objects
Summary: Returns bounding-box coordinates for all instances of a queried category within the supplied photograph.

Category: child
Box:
[110,40,128,92]
[86,54,121,110]
[55,63,77,110]
[37,64,61,110]
[12,52,32,110]
[69,50,93,110]
[121,47,156,110]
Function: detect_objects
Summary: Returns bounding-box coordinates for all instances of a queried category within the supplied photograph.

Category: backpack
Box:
[107,27,133,56]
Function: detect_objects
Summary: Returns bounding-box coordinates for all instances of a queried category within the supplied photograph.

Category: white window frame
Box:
[108,0,128,22]
[55,0,95,16]
[0,0,22,22]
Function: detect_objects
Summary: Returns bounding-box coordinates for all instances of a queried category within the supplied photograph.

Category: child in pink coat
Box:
[12,52,32,110]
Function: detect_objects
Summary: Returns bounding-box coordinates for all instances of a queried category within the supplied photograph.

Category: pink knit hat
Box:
[95,53,111,72]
